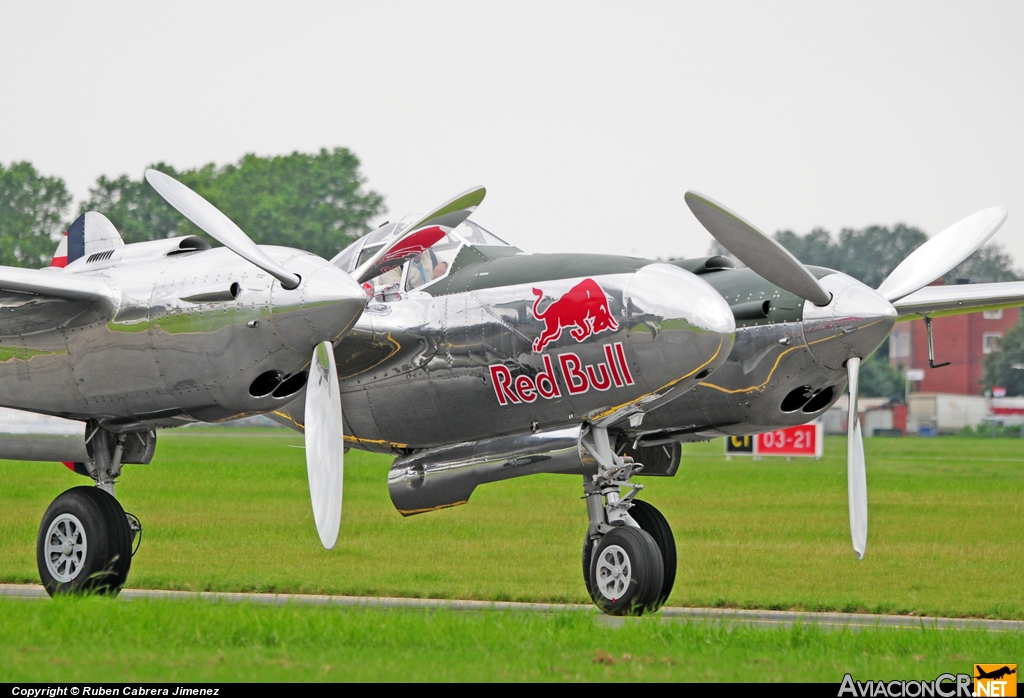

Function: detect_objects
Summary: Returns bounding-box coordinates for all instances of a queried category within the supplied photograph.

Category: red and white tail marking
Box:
[50,233,69,268]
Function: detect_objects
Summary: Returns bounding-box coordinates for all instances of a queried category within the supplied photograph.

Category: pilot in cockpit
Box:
[407,248,448,289]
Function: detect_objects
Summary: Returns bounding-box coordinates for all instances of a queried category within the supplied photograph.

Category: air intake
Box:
[86,249,116,264]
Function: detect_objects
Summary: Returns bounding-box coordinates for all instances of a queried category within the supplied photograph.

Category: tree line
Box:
[711,223,1021,287]
[0,149,386,267]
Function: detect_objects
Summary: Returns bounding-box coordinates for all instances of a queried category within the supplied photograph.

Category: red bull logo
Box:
[488,342,634,406]
[531,278,619,353]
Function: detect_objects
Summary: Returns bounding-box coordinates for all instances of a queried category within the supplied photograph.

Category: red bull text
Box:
[488,342,634,405]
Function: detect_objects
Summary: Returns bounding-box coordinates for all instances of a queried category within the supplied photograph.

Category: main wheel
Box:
[582,501,678,610]
[587,526,664,616]
[37,486,133,596]
[628,500,677,609]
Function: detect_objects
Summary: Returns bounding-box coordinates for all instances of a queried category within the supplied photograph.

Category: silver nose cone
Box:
[298,261,367,344]
[270,255,367,353]
[624,263,736,339]
[802,272,898,370]
[620,263,735,395]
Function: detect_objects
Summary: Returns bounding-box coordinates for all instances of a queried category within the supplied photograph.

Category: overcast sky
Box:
[2,1,1023,267]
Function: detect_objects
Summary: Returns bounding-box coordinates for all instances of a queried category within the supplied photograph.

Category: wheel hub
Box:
[595,544,631,600]
[44,513,87,583]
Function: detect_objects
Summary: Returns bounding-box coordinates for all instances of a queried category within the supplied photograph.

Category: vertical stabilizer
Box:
[50,212,124,268]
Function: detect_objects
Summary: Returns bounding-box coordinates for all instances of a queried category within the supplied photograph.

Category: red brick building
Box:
[888,295,1019,395]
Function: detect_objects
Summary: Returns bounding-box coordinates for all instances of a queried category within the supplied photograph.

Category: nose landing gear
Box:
[581,426,678,616]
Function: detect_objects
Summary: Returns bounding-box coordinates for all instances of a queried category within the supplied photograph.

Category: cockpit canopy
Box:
[331,218,514,298]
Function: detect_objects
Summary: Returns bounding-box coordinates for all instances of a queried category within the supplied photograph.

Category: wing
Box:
[893,281,1024,321]
[0,266,117,336]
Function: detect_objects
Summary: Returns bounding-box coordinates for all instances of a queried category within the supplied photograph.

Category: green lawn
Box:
[1,432,1022,618]
[1,595,1020,682]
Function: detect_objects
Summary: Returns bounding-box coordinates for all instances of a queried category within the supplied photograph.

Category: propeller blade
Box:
[876,207,1007,302]
[685,191,832,307]
[400,186,486,236]
[304,341,344,549]
[145,169,301,290]
[846,357,867,559]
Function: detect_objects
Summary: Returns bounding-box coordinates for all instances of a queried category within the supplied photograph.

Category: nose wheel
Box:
[580,426,678,615]
[37,486,133,595]
[586,525,664,615]
[582,500,677,615]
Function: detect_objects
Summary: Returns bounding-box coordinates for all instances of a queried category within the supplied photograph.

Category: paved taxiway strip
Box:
[2,584,1020,632]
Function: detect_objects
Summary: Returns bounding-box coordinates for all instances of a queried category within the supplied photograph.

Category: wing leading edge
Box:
[893,281,1024,321]
[0,266,118,337]
[0,266,117,306]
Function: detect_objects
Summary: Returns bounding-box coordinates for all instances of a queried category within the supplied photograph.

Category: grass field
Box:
[1,431,1021,618]
[2,596,1022,682]
[2,432,1022,682]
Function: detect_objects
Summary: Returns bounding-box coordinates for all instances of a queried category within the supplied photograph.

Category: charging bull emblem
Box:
[531,278,619,353]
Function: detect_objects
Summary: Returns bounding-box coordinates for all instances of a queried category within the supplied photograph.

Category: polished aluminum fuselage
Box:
[275,250,737,451]
[276,245,895,455]
[0,240,362,432]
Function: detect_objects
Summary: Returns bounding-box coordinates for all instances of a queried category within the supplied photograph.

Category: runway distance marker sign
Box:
[724,422,823,460]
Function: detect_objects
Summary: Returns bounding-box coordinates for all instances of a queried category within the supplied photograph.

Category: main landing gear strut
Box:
[37,425,143,596]
[581,426,677,616]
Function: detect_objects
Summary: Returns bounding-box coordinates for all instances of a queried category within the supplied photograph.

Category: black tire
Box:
[582,534,596,597]
[587,526,664,616]
[37,486,133,596]
[582,502,678,610]
[628,500,677,609]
